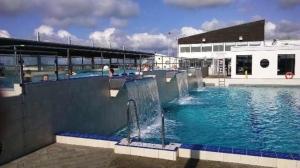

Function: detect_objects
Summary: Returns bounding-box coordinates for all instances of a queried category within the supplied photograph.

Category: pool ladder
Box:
[126,99,141,143]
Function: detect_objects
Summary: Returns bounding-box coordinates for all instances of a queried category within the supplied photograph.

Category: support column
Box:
[123,53,126,73]
[54,56,59,80]
[67,48,72,77]
[37,55,42,71]
[139,54,142,75]
[101,52,104,76]
[91,57,95,69]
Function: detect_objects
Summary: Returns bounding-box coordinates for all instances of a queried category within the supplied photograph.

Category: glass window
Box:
[277,54,295,75]
[225,45,233,51]
[260,59,269,68]
[213,45,224,52]
[236,55,252,75]
[191,47,201,52]
[202,46,212,52]
[180,47,190,53]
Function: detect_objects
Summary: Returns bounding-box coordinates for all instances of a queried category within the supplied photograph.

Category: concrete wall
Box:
[0,76,128,165]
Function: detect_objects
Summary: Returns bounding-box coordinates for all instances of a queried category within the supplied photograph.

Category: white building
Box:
[178,20,300,79]
[154,54,179,70]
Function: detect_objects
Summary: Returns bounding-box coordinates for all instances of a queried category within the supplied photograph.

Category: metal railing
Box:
[161,110,165,148]
[126,99,141,144]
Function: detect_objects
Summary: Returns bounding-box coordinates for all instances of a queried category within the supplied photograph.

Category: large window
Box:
[180,47,190,53]
[236,55,252,75]
[191,47,201,52]
[213,45,224,52]
[225,45,233,51]
[202,46,212,52]
[277,54,295,75]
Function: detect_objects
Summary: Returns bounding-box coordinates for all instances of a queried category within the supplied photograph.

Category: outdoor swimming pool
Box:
[116,86,300,154]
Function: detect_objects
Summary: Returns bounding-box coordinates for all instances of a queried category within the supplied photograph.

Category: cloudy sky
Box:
[0,0,300,55]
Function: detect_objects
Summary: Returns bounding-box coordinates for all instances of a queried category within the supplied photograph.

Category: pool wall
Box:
[0,76,129,164]
[143,70,198,106]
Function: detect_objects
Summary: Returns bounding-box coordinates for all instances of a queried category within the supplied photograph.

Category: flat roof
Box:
[0,37,154,59]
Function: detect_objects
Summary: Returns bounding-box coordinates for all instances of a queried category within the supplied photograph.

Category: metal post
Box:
[67,48,72,78]
[139,54,142,75]
[91,57,95,69]
[18,53,25,95]
[54,56,59,81]
[162,56,164,70]
[123,55,126,74]
[101,52,104,76]
[161,111,165,148]
[37,55,41,71]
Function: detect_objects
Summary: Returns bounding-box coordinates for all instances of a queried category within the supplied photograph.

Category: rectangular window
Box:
[180,47,190,53]
[191,47,201,52]
[213,45,224,52]
[202,46,212,52]
[236,55,252,75]
[277,54,295,75]
[225,45,233,51]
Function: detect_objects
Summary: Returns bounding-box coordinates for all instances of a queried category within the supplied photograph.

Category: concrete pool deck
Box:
[1,143,269,168]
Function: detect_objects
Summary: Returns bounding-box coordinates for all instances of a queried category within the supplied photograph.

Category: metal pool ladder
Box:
[126,99,141,143]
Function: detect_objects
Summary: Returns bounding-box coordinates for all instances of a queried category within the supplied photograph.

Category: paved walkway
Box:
[1,143,268,168]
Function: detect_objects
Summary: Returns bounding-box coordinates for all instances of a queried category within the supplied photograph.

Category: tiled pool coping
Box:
[180,144,300,160]
[56,132,300,167]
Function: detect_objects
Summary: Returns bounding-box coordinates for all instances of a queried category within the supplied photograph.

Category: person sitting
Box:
[109,67,114,77]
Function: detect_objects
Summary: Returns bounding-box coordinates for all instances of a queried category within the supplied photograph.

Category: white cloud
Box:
[33,25,87,45]
[0,0,139,28]
[201,18,224,31]
[0,29,11,38]
[89,28,118,48]
[34,25,54,36]
[164,0,232,8]
[265,20,300,40]
[127,33,171,51]
[180,27,204,36]
[265,21,277,39]
[57,30,72,39]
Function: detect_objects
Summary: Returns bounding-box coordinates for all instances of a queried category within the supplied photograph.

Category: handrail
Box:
[161,110,165,148]
[126,99,141,144]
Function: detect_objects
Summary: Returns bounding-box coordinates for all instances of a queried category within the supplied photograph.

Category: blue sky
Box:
[0,0,300,54]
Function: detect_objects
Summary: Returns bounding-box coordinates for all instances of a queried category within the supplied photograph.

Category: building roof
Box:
[178,20,265,44]
[0,37,154,59]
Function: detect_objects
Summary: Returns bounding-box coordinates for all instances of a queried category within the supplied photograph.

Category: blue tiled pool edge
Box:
[57,132,300,161]
[180,143,300,161]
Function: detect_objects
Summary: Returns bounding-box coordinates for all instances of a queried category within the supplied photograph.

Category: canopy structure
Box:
[0,37,154,59]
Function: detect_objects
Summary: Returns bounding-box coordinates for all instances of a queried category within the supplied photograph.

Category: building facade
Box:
[177,20,300,79]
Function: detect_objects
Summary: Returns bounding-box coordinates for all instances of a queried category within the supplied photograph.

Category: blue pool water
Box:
[117,87,300,154]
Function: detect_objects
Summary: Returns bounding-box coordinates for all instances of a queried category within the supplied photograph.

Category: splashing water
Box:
[195,68,203,88]
[124,77,162,140]
[176,71,189,97]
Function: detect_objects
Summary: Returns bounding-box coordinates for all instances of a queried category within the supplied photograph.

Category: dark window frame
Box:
[236,55,252,75]
[277,54,295,75]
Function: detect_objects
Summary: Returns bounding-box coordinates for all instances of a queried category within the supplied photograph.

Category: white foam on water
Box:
[170,95,204,105]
